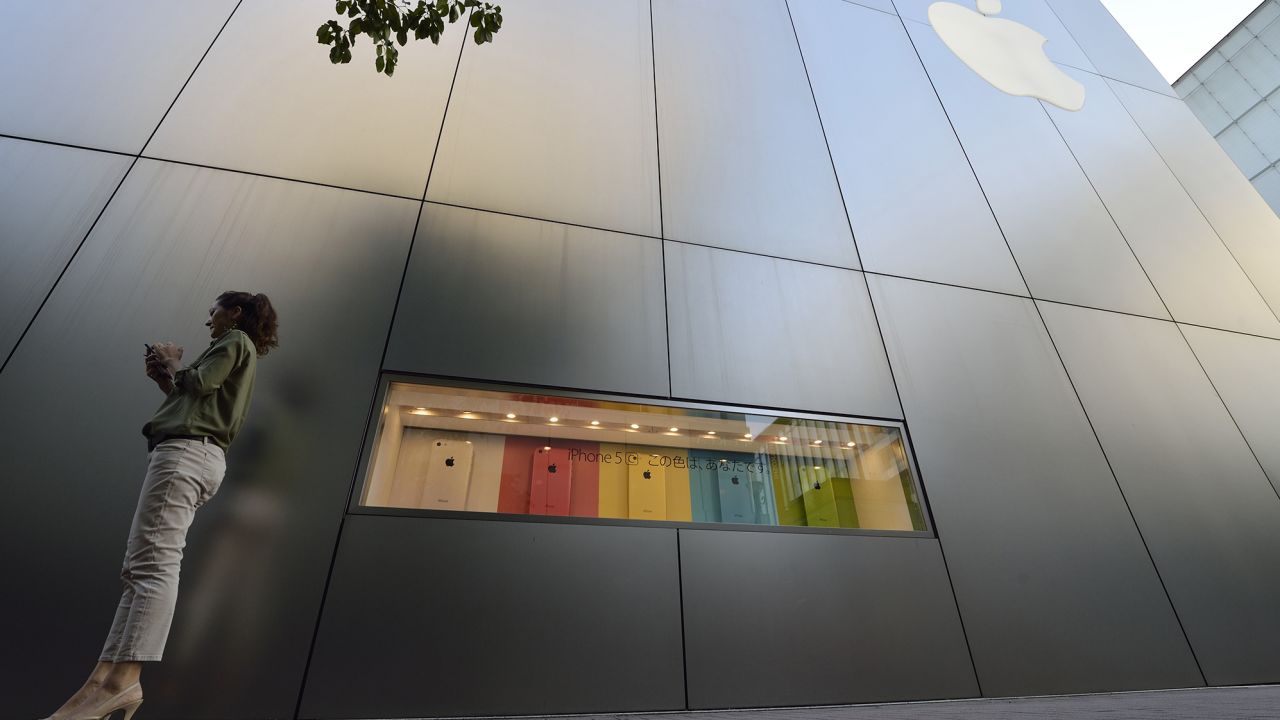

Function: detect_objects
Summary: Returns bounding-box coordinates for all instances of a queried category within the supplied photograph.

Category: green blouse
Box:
[142,329,258,452]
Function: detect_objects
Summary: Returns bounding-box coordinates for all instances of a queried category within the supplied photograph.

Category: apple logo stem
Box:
[928,0,1085,112]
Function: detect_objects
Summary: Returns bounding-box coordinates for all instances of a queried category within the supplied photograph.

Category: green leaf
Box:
[470,11,481,27]
[376,55,385,72]
[474,26,484,43]
[335,1,347,13]
[397,29,408,45]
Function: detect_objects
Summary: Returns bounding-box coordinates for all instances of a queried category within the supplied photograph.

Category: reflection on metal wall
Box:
[4,0,1280,716]
[0,161,417,718]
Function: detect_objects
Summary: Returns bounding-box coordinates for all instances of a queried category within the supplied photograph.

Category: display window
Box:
[357,380,928,533]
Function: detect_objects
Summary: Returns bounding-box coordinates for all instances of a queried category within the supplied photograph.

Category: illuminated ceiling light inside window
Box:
[670,427,679,432]
[814,465,822,470]
[846,441,856,447]
[549,416,559,423]
[743,433,752,439]
[779,436,788,441]
[543,446,551,451]
[813,440,823,445]
[630,423,640,429]
[415,407,426,412]
[707,430,716,435]
[591,420,600,426]
[506,413,517,419]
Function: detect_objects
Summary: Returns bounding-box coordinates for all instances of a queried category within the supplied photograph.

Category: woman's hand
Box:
[145,347,176,394]
[149,341,184,375]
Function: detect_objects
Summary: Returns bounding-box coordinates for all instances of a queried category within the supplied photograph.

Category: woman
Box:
[42,292,279,720]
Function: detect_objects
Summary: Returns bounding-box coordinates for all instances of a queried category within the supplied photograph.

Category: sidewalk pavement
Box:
[530,685,1280,720]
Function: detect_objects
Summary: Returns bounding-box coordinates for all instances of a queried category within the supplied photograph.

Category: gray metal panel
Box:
[653,0,858,268]
[1045,69,1280,338]
[868,275,1202,696]
[894,0,1097,72]
[1043,0,1175,96]
[1180,325,1280,498]
[680,529,977,708]
[0,1,238,153]
[385,203,669,397]
[791,1,1026,296]
[300,515,685,718]
[1038,301,1280,686]
[1107,79,1280,321]
[903,22,1168,319]
[146,0,461,198]
[666,242,901,419]
[0,159,417,720]
[0,138,131,362]
[425,0,660,237]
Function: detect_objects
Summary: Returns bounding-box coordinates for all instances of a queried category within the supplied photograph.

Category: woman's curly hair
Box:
[216,291,280,357]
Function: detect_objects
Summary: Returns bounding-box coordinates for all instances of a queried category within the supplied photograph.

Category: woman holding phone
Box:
[41,291,278,720]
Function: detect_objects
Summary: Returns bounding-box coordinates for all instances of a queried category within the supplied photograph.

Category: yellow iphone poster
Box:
[597,443,629,518]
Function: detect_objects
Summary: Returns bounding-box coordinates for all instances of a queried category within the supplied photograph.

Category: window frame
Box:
[346,372,936,539]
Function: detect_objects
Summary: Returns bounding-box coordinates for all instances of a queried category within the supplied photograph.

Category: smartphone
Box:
[529,447,573,516]
[716,462,756,525]
[419,440,474,509]
[799,466,839,528]
[627,460,667,520]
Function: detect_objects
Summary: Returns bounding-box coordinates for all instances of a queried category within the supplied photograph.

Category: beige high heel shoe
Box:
[47,682,143,720]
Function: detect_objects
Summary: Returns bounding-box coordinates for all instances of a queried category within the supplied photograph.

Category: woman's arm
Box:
[172,335,251,397]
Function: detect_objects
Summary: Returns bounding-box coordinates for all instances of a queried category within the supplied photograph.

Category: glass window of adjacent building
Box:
[358,380,928,533]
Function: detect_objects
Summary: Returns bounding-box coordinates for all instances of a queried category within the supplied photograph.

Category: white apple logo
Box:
[928,0,1085,112]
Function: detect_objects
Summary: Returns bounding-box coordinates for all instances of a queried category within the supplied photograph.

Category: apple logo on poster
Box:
[643,470,653,480]
[445,456,455,467]
[548,463,558,474]
[731,476,741,486]
[929,0,1085,111]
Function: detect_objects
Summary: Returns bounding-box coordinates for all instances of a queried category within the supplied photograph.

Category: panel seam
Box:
[0,0,246,378]
[292,18,471,720]
[1031,301,1209,686]
[650,0,673,400]
[1098,77,1280,327]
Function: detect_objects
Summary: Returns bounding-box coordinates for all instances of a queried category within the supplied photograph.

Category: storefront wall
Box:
[3,1,1280,719]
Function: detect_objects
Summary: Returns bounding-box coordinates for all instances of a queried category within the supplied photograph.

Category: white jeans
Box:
[99,438,226,662]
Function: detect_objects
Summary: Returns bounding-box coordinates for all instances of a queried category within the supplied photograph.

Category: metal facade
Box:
[4,0,1280,717]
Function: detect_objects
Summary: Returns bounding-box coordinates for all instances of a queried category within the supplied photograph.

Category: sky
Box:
[1098,0,1265,82]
